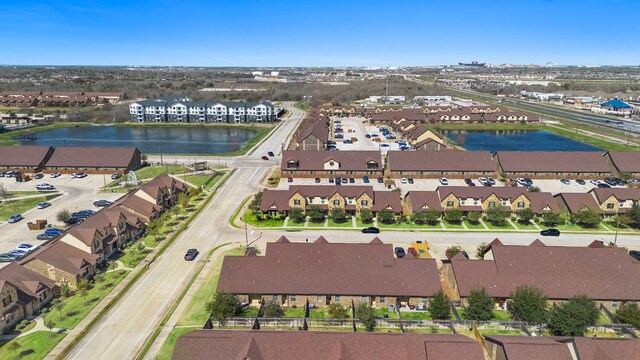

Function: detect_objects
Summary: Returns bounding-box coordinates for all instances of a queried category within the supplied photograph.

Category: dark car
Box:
[111,173,122,180]
[268,151,275,157]
[377,177,384,184]
[597,183,612,188]
[45,228,64,236]
[540,229,560,237]
[314,178,321,183]
[349,178,355,183]
[604,177,617,186]
[361,227,380,234]
[65,216,82,225]
[408,178,414,184]
[329,177,335,184]
[630,250,640,261]
[261,156,269,160]
[363,176,369,183]
[464,178,473,186]
[287,178,293,183]
[184,248,199,261]
[34,173,44,179]
[394,247,406,258]
[37,233,57,241]
[576,179,586,185]
[93,200,113,207]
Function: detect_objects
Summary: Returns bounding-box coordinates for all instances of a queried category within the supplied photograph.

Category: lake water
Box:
[18,125,257,154]
[443,130,603,152]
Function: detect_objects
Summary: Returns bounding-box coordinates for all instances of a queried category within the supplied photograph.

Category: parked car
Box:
[34,173,44,179]
[630,179,640,184]
[36,233,57,241]
[7,214,23,223]
[629,250,640,261]
[377,177,384,184]
[597,183,612,188]
[439,177,449,185]
[74,173,87,178]
[111,173,121,180]
[50,172,61,178]
[93,200,113,207]
[36,183,55,190]
[314,178,321,183]
[287,178,293,183]
[36,202,51,209]
[361,227,380,234]
[408,178,414,184]
[400,177,408,184]
[267,151,275,157]
[184,248,199,261]
[0,171,4,177]
[365,134,371,138]
[0,253,15,262]
[540,229,560,237]
[44,228,64,236]
[65,217,82,225]
[561,179,570,185]
[590,179,601,185]
[478,177,488,185]
[261,156,269,160]
[487,177,496,185]
[329,177,334,184]
[16,244,37,252]
[8,250,27,259]
[349,178,355,183]
[394,247,406,258]
[515,178,528,187]
[380,144,389,148]
[343,139,353,144]
[363,176,369,183]
[604,177,618,186]
[576,179,586,185]
[464,178,474,186]
[341,177,348,184]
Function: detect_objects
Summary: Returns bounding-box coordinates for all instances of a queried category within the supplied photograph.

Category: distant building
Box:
[521,91,564,101]
[129,97,276,123]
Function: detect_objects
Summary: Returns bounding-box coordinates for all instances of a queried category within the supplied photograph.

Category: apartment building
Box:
[386,150,495,179]
[281,150,383,178]
[555,187,640,216]
[129,97,276,123]
[494,151,611,179]
[217,237,442,309]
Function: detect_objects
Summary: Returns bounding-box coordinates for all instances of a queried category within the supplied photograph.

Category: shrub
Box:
[572,209,601,228]
[329,207,348,223]
[307,206,326,223]
[428,290,451,320]
[376,209,396,224]
[616,302,640,328]
[262,300,285,318]
[548,295,598,336]
[413,209,440,225]
[355,303,377,332]
[467,212,482,224]
[475,242,488,259]
[289,207,306,224]
[445,246,463,259]
[508,285,548,324]
[444,209,463,224]
[359,209,373,224]
[516,208,535,224]
[540,212,562,227]
[485,208,507,226]
[327,303,349,321]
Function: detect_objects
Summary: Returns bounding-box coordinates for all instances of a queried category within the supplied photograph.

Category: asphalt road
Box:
[63,102,305,360]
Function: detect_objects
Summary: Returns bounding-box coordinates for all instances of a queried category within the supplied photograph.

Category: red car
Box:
[287,178,293,183]
[261,156,269,160]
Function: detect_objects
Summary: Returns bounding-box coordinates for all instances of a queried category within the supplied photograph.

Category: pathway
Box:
[0,316,66,341]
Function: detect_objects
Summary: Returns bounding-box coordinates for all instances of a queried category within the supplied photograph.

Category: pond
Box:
[17,125,257,154]
[443,130,603,152]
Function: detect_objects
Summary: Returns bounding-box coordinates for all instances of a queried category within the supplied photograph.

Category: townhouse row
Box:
[128,96,277,123]
[216,236,640,313]
[0,91,127,107]
[281,149,640,179]
[0,175,187,334]
[0,146,142,174]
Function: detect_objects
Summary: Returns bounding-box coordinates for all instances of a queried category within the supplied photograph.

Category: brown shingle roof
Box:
[0,146,53,167]
[451,240,640,300]
[115,194,161,218]
[0,263,57,298]
[173,331,485,360]
[495,151,610,173]
[46,146,139,168]
[296,119,328,143]
[22,240,98,276]
[371,191,402,213]
[217,237,442,297]
[484,336,574,360]
[591,187,640,204]
[387,150,494,172]
[282,150,382,172]
[555,192,602,214]
[570,337,640,360]
[607,151,640,173]
[436,186,559,213]
[406,191,442,211]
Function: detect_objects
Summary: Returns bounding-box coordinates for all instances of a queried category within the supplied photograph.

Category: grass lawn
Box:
[327,218,354,228]
[463,220,485,229]
[374,307,399,320]
[0,194,60,221]
[242,212,285,228]
[0,331,67,360]
[44,270,129,329]
[242,306,259,318]
[483,222,517,230]
[287,218,306,227]
[596,311,613,325]
[294,102,312,112]
[134,165,185,180]
[457,309,511,321]
[512,221,538,230]
[154,327,198,360]
[443,221,464,229]
[406,328,452,334]
[117,247,153,268]
[193,172,224,191]
[546,124,640,152]
[400,311,431,320]
[176,247,245,326]
[7,190,54,197]
[355,218,375,228]
[555,222,608,232]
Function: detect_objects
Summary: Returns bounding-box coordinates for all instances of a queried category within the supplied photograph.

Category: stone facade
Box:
[23,258,95,288]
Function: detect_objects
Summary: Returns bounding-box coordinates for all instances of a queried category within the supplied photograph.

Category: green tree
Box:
[413,209,440,225]
[94,273,105,289]
[508,285,548,324]
[445,245,463,259]
[485,208,507,226]
[44,318,55,331]
[359,208,373,224]
[476,242,488,259]
[529,186,541,193]
[444,209,463,224]
[327,303,350,322]
[249,191,263,211]
[464,288,494,321]
[6,341,21,358]
[329,207,348,223]
[516,208,535,225]
[52,298,64,318]
[572,209,601,228]
[205,292,242,327]
[60,283,73,297]
[616,302,640,328]
[428,290,451,320]
[307,206,326,223]
[376,209,396,224]
[355,303,377,331]
[467,211,482,225]
[548,295,598,336]
[56,209,71,223]
[626,203,640,229]
[178,192,190,210]
[540,212,562,227]
[288,207,306,224]
[262,299,284,318]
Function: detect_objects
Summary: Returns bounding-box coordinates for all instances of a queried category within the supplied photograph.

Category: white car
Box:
[50,172,61,178]
[35,183,55,191]
[478,177,488,185]
[590,179,601,185]
[400,178,408,184]
[439,177,449,185]
[16,244,38,252]
[36,202,51,209]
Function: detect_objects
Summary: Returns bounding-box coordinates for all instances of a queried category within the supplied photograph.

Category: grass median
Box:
[0,331,67,360]
[0,194,61,221]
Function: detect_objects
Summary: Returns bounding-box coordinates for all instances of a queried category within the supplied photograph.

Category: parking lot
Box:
[0,174,123,258]
[331,116,404,154]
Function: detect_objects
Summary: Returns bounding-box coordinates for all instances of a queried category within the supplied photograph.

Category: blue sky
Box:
[1,0,638,66]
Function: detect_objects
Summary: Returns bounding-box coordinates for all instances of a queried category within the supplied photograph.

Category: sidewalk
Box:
[0,316,65,341]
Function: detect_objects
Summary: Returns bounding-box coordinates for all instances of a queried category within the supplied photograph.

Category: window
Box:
[612,301,618,309]
[517,202,525,208]
[446,201,454,207]
[422,297,427,304]
[321,197,326,204]
[273,295,278,301]
[619,202,625,207]
[460,200,466,205]
[488,201,496,208]
[317,296,323,303]
[380,297,386,303]
[335,296,341,302]
[607,203,614,210]
[290,295,297,302]
[361,200,368,206]
[333,200,340,206]
[293,199,301,206]
[361,296,367,303]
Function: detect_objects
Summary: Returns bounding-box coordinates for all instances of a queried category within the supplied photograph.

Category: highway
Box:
[60,103,305,360]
